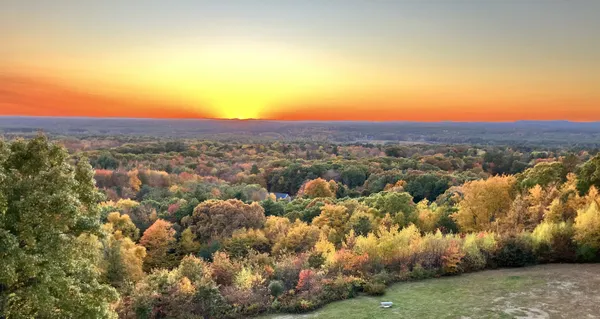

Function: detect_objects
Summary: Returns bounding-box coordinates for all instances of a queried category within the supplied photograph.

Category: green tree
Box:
[96,151,118,169]
[349,211,374,236]
[0,136,118,318]
[340,166,368,189]
[268,280,285,298]
[518,161,566,190]
[577,154,600,195]
[561,153,580,174]
[179,227,201,256]
[405,174,450,202]
[260,198,285,216]
[363,191,416,227]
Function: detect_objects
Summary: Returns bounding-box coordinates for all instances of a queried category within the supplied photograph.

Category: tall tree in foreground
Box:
[0,136,118,318]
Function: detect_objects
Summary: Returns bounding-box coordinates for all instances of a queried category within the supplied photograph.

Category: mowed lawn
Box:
[264,264,600,319]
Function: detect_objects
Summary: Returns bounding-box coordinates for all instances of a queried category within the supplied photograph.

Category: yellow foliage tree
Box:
[453,175,516,232]
[177,255,212,284]
[234,267,264,290]
[542,174,587,223]
[119,237,147,282]
[101,232,146,287]
[115,198,140,215]
[531,220,572,252]
[128,169,142,192]
[314,234,336,265]
[272,220,320,254]
[574,200,600,249]
[263,216,291,244]
[416,200,441,233]
[312,204,350,245]
[106,211,140,240]
[354,224,422,266]
[179,227,201,255]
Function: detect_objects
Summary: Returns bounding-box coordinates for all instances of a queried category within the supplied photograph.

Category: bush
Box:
[300,299,315,311]
[418,234,447,270]
[409,264,436,280]
[550,231,577,262]
[270,299,281,311]
[321,276,363,302]
[296,269,319,292]
[125,268,230,319]
[532,222,576,263]
[308,252,326,269]
[494,235,536,267]
[576,244,599,262]
[574,201,600,249]
[441,239,465,275]
[279,298,318,313]
[364,282,386,296]
[221,285,270,317]
[460,233,489,272]
[371,270,392,285]
[274,255,305,290]
[268,280,285,298]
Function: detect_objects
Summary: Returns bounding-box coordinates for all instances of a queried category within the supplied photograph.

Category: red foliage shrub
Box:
[330,249,370,276]
[296,269,317,292]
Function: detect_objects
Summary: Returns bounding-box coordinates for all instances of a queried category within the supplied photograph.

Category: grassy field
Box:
[265,264,600,319]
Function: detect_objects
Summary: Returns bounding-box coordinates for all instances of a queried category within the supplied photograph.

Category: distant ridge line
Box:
[0,115,599,125]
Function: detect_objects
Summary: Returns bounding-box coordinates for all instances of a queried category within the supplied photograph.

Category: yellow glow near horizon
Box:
[68,39,359,119]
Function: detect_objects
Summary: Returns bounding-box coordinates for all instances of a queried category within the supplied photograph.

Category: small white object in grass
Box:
[380,302,393,308]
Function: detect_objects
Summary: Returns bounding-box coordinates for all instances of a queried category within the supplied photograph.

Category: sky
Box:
[1,0,599,121]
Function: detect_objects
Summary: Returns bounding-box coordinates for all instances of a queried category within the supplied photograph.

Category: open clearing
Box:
[266,264,600,319]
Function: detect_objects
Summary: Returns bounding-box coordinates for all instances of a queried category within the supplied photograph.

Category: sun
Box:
[206,93,265,119]
[218,103,261,119]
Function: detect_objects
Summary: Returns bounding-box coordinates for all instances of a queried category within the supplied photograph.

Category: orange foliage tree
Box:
[140,219,176,271]
[299,178,338,199]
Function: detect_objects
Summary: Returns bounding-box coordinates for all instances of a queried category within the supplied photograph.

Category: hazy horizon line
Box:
[1,114,599,124]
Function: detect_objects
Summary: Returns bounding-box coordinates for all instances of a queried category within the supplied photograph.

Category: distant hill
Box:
[1,116,600,147]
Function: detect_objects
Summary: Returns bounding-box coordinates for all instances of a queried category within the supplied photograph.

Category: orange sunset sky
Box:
[1,1,599,121]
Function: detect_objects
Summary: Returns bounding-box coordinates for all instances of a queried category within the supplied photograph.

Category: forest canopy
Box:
[2,131,600,318]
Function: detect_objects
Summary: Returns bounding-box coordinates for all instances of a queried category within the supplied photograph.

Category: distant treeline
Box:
[2,116,600,147]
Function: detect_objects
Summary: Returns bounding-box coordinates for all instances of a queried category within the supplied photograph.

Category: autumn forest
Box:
[2,123,600,318]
